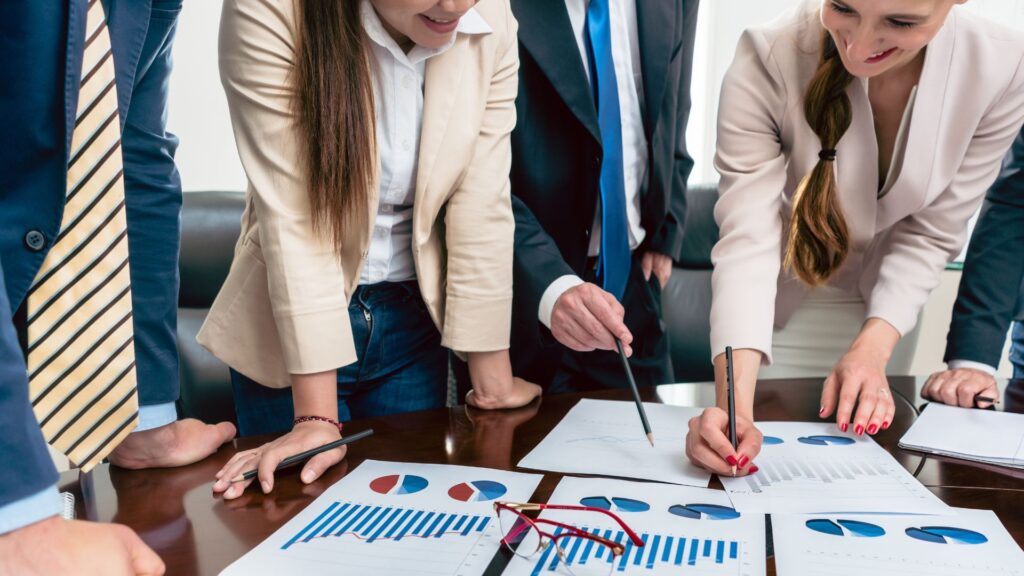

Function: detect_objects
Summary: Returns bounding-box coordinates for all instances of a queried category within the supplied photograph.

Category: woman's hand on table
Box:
[922,367,999,408]
[819,320,898,436]
[685,407,762,476]
[466,350,543,410]
[212,421,346,500]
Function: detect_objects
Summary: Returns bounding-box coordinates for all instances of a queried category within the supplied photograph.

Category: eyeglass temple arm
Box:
[499,502,644,546]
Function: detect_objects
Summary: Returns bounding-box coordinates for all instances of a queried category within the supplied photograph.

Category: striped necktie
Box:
[25,0,139,472]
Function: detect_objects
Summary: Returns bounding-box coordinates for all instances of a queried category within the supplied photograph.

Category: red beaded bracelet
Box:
[293,415,343,432]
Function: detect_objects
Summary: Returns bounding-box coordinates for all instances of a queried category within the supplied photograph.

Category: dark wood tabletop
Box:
[59,377,1024,576]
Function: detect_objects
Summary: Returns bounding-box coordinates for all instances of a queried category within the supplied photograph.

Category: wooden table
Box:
[59,377,1024,575]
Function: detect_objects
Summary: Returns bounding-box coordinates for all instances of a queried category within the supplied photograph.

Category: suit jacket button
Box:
[24,230,47,252]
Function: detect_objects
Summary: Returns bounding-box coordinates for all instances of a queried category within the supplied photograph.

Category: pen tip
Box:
[646,432,655,447]
[230,475,244,484]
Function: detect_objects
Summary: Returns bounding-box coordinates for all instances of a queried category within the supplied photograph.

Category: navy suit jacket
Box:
[0,0,182,509]
[944,127,1024,367]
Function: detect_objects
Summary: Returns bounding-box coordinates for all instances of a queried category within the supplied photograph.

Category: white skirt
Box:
[758,286,920,379]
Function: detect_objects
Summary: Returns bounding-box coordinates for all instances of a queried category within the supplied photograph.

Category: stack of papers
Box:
[899,403,1024,469]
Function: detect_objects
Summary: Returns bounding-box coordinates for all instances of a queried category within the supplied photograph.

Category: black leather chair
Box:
[176,191,245,424]
[662,183,719,382]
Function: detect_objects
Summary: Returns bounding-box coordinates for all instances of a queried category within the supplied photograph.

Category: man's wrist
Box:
[539,275,584,329]
[0,486,63,535]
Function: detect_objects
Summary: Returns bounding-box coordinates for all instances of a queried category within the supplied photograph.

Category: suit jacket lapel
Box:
[102,0,152,130]
[513,0,601,143]
[417,37,469,211]
[636,0,674,138]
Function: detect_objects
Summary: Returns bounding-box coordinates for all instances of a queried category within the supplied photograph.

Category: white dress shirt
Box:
[538,0,649,328]
[359,1,491,284]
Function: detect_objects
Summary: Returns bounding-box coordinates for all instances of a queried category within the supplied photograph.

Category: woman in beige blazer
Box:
[685,0,1024,476]
[203,0,540,499]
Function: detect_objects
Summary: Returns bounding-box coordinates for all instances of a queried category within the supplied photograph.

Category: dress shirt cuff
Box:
[946,359,998,376]
[136,402,178,432]
[0,486,62,535]
[539,275,585,330]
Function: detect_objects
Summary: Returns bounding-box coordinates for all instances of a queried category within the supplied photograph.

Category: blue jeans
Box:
[1011,321,1024,379]
[230,281,448,437]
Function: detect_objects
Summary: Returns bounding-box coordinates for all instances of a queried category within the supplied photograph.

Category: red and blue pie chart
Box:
[798,435,856,446]
[668,503,741,520]
[579,496,650,513]
[370,474,429,495]
[905,526,988,545]
[448,480,508,502]
[806,519,885,537]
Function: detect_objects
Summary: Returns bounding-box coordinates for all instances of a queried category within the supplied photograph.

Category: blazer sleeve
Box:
[944,128,1024,366]
[709,29,789,364]
[219,0,355,374]
[644,0,699,262]
[0,256,59,510]
[441,4,518,352]
[866,62,1024,337]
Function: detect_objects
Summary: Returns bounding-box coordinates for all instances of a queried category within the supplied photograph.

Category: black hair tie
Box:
[818,148,837,161]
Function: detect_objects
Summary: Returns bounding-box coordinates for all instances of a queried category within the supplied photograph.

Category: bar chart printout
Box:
[220,460,542,576]
[501,477,765,576]
[773,509,1024,576]
[719,422,951,514]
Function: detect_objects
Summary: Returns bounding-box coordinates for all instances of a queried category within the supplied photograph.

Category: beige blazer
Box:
[710,0,1024,364]
[198,0,518,388]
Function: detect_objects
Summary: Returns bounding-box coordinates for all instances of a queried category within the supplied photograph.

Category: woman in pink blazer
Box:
[686,0,1024,476]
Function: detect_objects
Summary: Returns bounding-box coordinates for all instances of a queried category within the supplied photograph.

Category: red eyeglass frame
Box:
[493,501,646,559]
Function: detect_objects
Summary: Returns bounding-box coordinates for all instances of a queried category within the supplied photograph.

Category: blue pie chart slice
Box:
[798,435,856,446]
[806,519,885,537]
[580,496,650,513]
[668,503,741,520]
[906,526,988,545]
[762,436,785,445]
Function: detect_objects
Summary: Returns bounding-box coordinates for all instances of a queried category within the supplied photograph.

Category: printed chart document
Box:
[719,422,949,514]
[220,460,542,576]
[518,399,710,487]
[502,476,765,576]
[773,508,1024,576]
[899,402,1024,468]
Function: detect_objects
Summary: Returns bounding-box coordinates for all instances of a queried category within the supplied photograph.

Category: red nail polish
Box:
[868,424,878,435]
[738,455,750,468]
[839,423,848,433]
[882,421,890,430]
[726,455,738,466]
[854,424,864,436]
[748,465,759,474]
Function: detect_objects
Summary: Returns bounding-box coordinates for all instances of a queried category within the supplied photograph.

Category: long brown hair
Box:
[783,31,854,287]
[294,0,376,255]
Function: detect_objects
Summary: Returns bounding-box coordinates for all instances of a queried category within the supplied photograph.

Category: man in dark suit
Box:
[0,2,232,572]
[923,127,1024,407]
[480,0,698,394]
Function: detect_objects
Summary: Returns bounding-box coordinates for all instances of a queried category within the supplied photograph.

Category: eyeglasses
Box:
[494,501,645,576]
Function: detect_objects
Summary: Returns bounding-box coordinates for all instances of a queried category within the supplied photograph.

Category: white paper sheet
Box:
[517,399,710,486]
[501,476,766,576]
[899,402,1024,468]
[220,460,542,576]
[773,508,1024,576]
[719,422,950,514]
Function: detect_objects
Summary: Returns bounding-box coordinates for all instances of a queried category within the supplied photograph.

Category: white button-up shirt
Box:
[359,1,492,285]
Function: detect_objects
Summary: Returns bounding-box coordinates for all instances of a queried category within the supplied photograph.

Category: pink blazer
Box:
[710,1,1024,364]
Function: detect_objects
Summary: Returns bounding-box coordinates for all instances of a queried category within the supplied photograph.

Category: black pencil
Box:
[231,428,374,483]
[615,338,654,446]
[726,346,738,476]
[973,394,999,406]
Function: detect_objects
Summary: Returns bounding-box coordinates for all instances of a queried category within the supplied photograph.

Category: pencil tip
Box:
[646,432,655,447]
[731,465,737,477]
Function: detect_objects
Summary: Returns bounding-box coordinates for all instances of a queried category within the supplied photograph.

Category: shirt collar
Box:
[361,0,492,65]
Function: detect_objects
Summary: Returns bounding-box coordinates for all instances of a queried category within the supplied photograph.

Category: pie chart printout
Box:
[806,519,886,538]
[447,480,508,502]
[668,503,741,520]
[578,496,651,512]
[797,435,856,446]
[369,474,429,496]
[905,526,989,545]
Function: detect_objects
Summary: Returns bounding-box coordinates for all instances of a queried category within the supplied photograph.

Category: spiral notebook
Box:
[898,403,1024,469]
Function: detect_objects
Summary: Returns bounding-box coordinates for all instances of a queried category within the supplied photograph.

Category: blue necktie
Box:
[585,0,630,300]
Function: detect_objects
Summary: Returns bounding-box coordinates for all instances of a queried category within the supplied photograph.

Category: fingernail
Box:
[882,421,890,430]
[854,424,864,436]
[302,470,313,483]
[839,423,848,432]
[725,455,738,466]
[868,424,878,435]
[737,455,750,468]
[261,481,270,493]
[818,406,825,415]
[748,465,759,474]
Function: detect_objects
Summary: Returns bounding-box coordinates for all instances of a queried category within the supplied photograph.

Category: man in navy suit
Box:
[0,2,233,572]
[923,127,1024,406]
